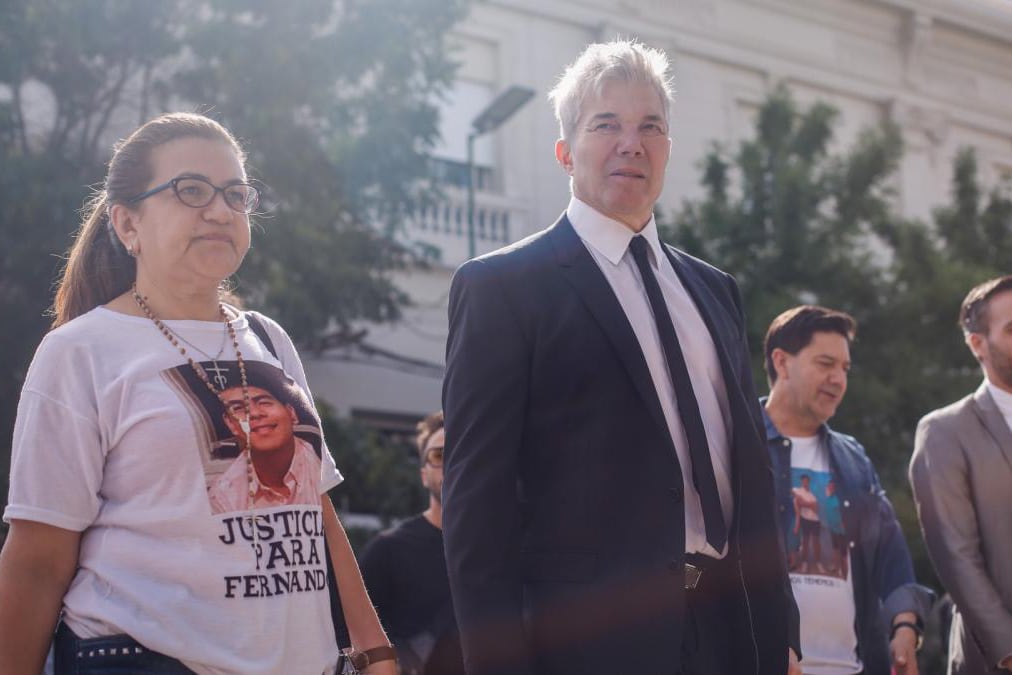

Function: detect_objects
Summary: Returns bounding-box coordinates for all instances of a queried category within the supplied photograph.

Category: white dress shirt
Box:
[986,378,1012,434]
[567,197,734,558]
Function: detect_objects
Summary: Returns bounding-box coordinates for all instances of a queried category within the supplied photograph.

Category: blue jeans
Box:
[54,622,195,674]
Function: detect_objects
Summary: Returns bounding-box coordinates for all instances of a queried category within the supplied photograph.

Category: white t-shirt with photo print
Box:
[787,435,861,675]
[5,307,343,675]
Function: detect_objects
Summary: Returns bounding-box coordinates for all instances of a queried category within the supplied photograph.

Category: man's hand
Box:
[1000,654,1012,672]
[787,647,802,675]
[890,624,919,675]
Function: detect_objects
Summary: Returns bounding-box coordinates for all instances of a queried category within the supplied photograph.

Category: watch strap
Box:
[348,645,398,670]
[890,620,924,650]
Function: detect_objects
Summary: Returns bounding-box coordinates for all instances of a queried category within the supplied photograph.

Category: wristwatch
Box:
[890,619,924,651]
[342,645,398,672]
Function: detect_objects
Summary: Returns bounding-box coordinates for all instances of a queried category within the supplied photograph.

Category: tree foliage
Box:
[0,0,466,510]
[667,87,1008,480]
[665,88,1012,638]
[672,88,902,353]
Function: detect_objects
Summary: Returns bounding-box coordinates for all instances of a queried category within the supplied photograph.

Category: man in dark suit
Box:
[442,40,799,675]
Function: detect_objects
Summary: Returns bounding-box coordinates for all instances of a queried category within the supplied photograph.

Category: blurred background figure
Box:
[359,411,464,675]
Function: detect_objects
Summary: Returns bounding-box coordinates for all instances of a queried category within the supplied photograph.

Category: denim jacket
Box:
[761,400,933,675]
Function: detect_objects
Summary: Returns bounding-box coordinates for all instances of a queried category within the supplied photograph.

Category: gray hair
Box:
[548,40,674,141]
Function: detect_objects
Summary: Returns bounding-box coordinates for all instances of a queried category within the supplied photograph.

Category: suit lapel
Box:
[662,246,750,424]
[548,216,671,441]
[971,383,1012,471]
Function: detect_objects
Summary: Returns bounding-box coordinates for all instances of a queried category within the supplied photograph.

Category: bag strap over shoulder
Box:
[245,311,278,359]
[243,310,352,651]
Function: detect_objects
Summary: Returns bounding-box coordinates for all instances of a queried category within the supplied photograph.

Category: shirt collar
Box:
[567,197,664,267]
[986,378,1012,417]
[759,396,830,442]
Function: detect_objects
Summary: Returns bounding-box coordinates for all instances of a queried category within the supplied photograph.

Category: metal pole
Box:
[466,131,476,260]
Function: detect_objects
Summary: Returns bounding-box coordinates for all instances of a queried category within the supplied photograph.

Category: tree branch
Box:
[87,58,132,159]
[10,80,29,156]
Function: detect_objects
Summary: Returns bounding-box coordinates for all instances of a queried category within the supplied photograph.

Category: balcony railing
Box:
[407,187,529,264]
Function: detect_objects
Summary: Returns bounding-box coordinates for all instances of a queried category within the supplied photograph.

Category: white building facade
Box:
[304,0,1012,429]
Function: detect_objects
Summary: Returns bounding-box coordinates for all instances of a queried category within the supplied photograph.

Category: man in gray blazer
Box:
[910,275,1012,674]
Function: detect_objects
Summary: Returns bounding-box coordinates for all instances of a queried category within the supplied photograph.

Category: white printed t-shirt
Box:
[4,307,343,675]
[785,435,861,675]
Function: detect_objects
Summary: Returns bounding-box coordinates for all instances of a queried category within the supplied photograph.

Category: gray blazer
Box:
[910,383,1012,674]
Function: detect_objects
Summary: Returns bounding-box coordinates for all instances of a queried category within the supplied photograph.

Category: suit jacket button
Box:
[669,486,682,502]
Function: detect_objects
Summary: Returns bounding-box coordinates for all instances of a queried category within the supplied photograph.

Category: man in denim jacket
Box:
[762,305,933,674]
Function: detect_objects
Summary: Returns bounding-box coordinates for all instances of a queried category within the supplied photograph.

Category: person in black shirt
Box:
[360,411,464,675]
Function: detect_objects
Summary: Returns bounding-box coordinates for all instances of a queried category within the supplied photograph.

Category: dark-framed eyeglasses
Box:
[126,176,261,214]
[423,446,444,468]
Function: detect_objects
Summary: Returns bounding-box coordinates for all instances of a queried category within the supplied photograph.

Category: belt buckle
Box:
[684,562,703,590]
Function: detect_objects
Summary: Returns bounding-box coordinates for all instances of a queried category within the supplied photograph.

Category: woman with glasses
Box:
[0,113,397,675]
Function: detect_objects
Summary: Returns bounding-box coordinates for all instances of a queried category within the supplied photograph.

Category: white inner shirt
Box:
[986,378,1012,434]
[567,197,733,557]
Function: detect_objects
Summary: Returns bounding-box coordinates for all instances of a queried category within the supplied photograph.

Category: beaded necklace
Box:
[132,284,262,551]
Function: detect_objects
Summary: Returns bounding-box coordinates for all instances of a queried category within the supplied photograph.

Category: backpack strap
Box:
[243,310,352,651]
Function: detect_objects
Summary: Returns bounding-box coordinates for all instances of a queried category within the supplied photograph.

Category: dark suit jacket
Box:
[442,215,798,675]
[910,383,1012,674]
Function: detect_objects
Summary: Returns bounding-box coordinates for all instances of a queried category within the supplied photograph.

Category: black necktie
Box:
[628,235,727,552]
